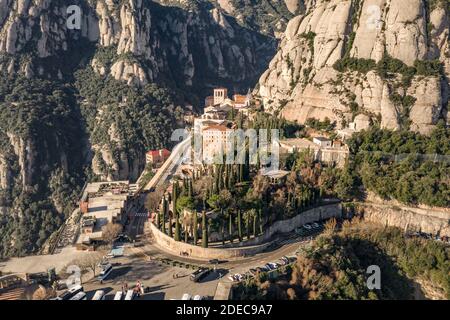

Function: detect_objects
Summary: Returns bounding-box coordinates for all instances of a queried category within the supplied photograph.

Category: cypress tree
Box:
[160,198,165,233]
[229,214,233,243]
[163,197,168,234]
[188,179,193,198]
[259,208,263,235]
[253,214,257,237]
[174,211,180,241]
[246,213,251,240]
[224,165,229,189]
[202,210,208,248]
[193,211,198,245]
[168,213,173,238]
[172,182,178,216]
[237,210,242,242]
[221,219,225,245]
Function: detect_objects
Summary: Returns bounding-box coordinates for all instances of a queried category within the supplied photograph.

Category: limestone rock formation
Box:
[257,0,449,134]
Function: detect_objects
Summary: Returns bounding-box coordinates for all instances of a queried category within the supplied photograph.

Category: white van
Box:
[124,289,135,300]
[98,263,113,282]
[181,293,191,300]
[114,291,123,300]
[92,290,105,300]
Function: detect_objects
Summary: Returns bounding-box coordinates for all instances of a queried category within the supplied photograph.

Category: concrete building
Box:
[77,181,137,248]
[279,138,349,168]
[202,123,233,163]
[313,137,332,148]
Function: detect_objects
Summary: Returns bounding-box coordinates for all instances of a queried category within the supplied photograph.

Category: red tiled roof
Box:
[147,150,159,156]
[233,95,247,104]
[147,149,171,157]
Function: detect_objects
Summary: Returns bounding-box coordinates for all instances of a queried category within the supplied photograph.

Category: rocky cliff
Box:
[0,0,275,91]
[0,0,288,256]
[257,0,450,134]
[360,202,450,237]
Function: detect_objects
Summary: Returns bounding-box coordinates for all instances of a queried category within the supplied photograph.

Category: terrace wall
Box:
[150,203,342,260]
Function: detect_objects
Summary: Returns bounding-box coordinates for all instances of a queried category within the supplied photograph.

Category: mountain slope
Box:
[0,0,280,257]
[257,0,449,134]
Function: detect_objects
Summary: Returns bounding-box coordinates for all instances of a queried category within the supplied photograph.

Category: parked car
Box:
[287,256,297,263]
[312,222,320,229]
[193,295,203,300]
[278,259,287,266]
[133,241,144,247]
[303,224,312,230]
[248,268,257,276]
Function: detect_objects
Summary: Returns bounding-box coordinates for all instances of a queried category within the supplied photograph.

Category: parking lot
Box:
[81,248,221,300]
[55,219,329,300]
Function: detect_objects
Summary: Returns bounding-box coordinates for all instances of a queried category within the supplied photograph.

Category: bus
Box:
[124,289,135,300]
[98,263,113,282]
[70,292,87,300]
[190,268,210,283]
[92,290,106,300]
[59,285,84,300]
[114,291,123,300]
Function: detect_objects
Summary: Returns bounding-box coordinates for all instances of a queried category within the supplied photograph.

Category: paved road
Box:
[143,136,191,191]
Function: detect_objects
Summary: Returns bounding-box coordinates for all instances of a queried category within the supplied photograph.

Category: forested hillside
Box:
[0,0,289,257]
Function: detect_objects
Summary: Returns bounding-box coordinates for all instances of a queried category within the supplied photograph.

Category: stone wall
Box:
[150,223,272,260]
[150,203,342,259]
[360,202,450,237]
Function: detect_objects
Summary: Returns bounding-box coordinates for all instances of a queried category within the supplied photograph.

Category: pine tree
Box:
[202,210,208,248]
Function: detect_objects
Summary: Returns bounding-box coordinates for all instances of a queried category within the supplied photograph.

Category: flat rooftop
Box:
[279,138,319,150]
[81,181,136,201]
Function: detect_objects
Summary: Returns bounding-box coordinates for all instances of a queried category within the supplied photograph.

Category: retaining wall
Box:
[150,203,342,259]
